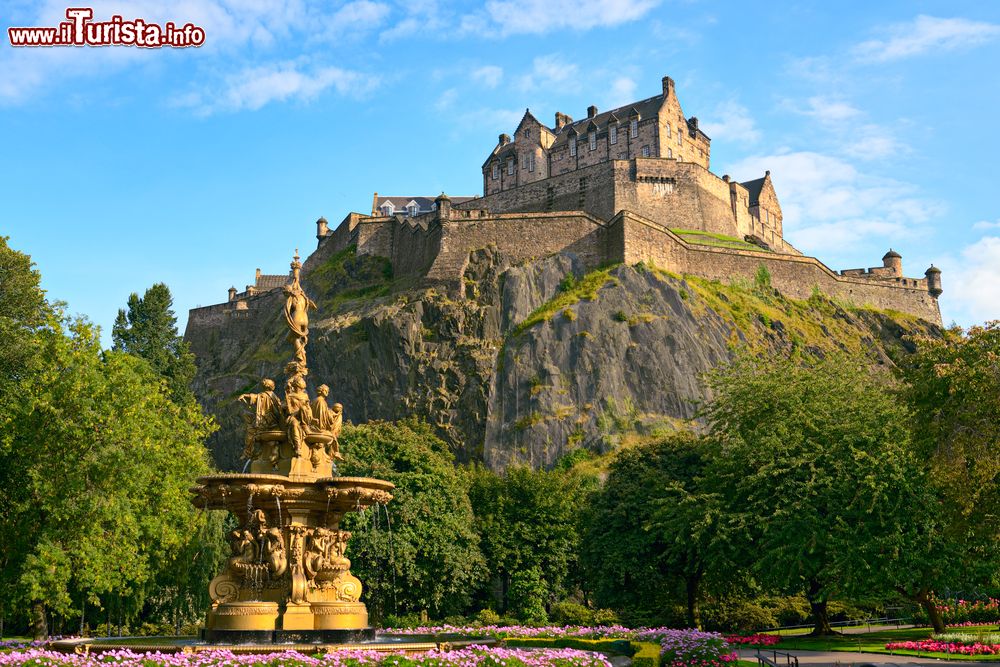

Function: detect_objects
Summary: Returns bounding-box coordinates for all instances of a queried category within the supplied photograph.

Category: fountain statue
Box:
[190,251,394,643]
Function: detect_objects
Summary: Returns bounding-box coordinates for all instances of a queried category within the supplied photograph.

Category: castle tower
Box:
[882,249,902,277]
[316,216,329,241]
[925,265,943,297]
[228,286,237,302]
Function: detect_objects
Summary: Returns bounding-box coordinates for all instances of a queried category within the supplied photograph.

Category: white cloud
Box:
[973,219,1000,230]
[471,65,504,89]
[177,61,376,114]
[604,77,637,108]
[940,236,1000,326]
[469,0,660,37]
[700,100,759,146]
[516,55,578,91]
[435,87,458,111]
[791,96,862,123]
[322,1,391,36]
[0,0,387,105]
[726,151,941,255]
[852,15,1000,63]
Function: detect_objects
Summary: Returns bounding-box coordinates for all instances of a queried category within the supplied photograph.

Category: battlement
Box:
[198,75,942,326]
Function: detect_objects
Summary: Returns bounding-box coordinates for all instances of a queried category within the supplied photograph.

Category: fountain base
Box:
[202,627,377,645]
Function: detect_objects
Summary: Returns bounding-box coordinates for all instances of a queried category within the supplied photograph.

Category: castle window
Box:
[667,148,673,158]
[630,119,638,138]
[589,132,596,151]
[407,202,418,217]
[523,129,530,138]
[664,123,671,138]
[641,145,650,157]
[677,131,683,146]
[653,182,674,196]
[610,125,617,144]
[528,154,535,172]
[569,136,577,156]
[492,163,499,180]
[381,202,394,216]
[508,159,514,175]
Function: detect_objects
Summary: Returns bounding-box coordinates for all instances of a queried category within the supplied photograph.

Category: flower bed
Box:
[0,646,613,667]
[885,639,1000,656]
[392,626,737,667]
[913,599,1000,627]
[722,634,780,647]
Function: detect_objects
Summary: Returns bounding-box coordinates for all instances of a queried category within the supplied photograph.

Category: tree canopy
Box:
[112,282,197,403]
[338,419,486,619]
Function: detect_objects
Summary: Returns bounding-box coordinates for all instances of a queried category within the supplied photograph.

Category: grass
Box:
[511,266,617,337]
[670,228,769,252]
[760,625,1000,661]
[645,267,934,361]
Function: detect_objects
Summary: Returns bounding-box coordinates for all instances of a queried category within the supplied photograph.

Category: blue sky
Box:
[2,0,999,343]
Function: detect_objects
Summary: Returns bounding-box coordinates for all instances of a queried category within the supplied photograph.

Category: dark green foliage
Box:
[509,567,548,623]
[112,282,197,403]
[468,464,586,614]
[581,432,725,628]
[338,419,485,619]
[703,354,927,635]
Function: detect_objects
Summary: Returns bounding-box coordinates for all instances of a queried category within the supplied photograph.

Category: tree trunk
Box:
[806,580,838,636]
[917,592,946,634]
[30,601,47,640]
[686,575,702,629]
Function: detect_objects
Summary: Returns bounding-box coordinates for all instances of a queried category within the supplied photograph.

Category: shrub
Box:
[550,601,595,626]
[702,599,777,632]
[593,608,621,626]
[476,608,501,626]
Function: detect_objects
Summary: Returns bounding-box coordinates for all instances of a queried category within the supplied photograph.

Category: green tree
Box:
[468,464,583,614]
[0,237,53,455]
[0,315,217,638]
[112,283,196,403]
[702,354,924,635]
[891,323,1000,632]
[580,433,729,627]
[338,419,485,619]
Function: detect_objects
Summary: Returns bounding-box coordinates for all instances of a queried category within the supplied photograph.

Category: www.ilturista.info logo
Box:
[8,8,206,47]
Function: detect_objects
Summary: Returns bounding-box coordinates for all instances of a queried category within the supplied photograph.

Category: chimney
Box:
[587,105,598,118]
[662,76,675,97]
[689,116,699,131]
[255,268,262,281]
[555,112,573,129]
[499,133,510,145]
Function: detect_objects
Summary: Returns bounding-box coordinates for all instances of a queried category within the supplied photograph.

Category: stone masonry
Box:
[201,75,943,327]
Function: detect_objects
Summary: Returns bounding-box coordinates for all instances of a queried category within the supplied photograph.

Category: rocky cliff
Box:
[185,245,938,472]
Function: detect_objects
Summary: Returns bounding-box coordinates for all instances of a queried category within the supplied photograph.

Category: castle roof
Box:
[549,94,666,148]
[374,195,476,215]
[740,177,767,205]
[255,274,292,290]
[883,249,901,259]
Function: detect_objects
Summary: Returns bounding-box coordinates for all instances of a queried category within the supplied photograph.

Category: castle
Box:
[198,75,943,326]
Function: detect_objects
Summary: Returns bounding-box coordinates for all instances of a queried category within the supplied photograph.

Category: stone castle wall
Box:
[463,159,792,253]
[615,213,941,323]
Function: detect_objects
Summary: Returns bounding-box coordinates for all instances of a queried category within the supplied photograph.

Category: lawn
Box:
[758,625,1000,661]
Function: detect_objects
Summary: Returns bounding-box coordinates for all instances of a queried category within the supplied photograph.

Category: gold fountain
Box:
[190,251,393,643]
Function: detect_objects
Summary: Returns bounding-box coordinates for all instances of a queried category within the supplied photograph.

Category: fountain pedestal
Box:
[192,473,393,642]
[190,251,394,644]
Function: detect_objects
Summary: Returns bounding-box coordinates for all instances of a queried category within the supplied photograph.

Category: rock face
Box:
[185,247,939,472]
